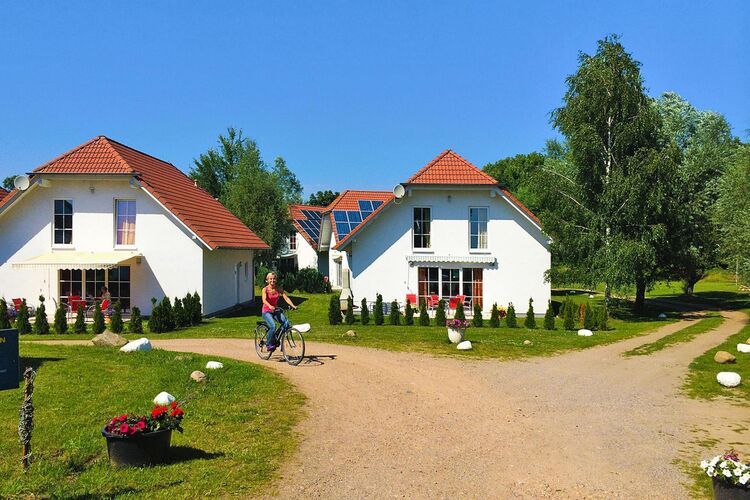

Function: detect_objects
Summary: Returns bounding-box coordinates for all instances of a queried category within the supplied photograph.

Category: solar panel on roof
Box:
[301,210,321,220]
[347,211,362,223]
[372,200,383,209]
[336,223,350,238]
[358,200,373,211]
[333,211,348,222]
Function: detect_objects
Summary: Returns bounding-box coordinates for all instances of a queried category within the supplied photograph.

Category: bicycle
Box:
[254,307,309,366]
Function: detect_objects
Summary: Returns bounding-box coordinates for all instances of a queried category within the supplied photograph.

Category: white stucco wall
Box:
[0,177,205,314]
[343,188,551,312]
[295,232,319,270]
[202,248,254,314]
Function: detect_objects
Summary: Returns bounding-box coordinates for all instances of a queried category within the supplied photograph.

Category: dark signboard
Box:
[0,328,19,391]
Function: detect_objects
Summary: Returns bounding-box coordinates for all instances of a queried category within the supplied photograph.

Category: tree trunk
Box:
[635,278,646,311]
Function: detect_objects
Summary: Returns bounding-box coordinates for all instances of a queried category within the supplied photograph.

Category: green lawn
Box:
[1,344,304,498]
[623,314,725,357]
[683,309,750,404]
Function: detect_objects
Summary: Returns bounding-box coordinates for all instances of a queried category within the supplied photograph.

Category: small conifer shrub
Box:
[34,295,50,335]
[92,301,106,335]
[418,301,430,326]
[506,303,517,328]
[389,300,400,326]
[0,299,10,329]
[543,301,556,330]
[129,306,143,334]
[435,300,447,326]
[404,301,414,325]
[110,301,124,334]
[488,303,500,328]
[74,304,87,334]
[374,294,384,325]
[54,302,68,334]
[472,303,483,327]
[16,300,32,335]
[328,294,342,325]
[345,296,355,325]
[360,298,370,325]
[524,298,536,329]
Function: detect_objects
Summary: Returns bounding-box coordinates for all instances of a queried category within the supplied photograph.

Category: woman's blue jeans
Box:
[262,310,290,346]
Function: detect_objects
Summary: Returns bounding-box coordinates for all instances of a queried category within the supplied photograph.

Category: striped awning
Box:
[406,254,497,265]
[12,251,141,270]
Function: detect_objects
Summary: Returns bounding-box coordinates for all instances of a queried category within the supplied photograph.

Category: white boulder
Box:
[716,372,741,388]
[658,313,668,319]
[153,391,175,405]
[205,361,224,370]
[588,294,594,299]
[737,344,750,354]
[119,337,152,353]
[577,329,593,337]
[456,341,473,350]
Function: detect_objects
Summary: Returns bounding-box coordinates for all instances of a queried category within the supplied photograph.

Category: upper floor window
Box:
[469,207,488,249]
[54,200,73,245]
[413,207,431,249]
[115,200,136,246]
[289,232,297,250]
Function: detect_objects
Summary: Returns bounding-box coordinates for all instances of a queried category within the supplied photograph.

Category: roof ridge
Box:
[31,136,107,173]
[102,136,177,170]
[404,149,453,183]
[405,149,498,185]
[98,137,134,173]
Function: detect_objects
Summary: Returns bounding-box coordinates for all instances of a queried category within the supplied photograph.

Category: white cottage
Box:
[287,150,550,313]
[0,136,269,315]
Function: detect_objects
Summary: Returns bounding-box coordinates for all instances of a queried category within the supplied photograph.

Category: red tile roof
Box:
[327,190,394,242]
[0,187,7,197]
[28,136,269,250]
[406,149,498,185]
[289,204,326,248]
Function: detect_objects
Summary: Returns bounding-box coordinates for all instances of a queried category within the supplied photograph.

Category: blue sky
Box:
[1,1,747,195]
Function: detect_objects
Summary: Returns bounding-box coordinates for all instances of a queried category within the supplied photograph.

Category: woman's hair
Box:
[265,272,277,283]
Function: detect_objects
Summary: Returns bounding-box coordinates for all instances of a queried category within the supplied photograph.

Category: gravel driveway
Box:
[148,310,749,498]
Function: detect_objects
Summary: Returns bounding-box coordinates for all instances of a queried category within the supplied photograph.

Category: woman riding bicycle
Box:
[261,272,297,351]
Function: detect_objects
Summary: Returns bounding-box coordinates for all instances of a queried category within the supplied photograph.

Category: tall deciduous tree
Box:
[656,92,738,293]
[272,157,303,205]
[307,190,339,207]
[483,152,545,213]
[542,35,678,309]
[2,176,15,191]
[714,143,750,286]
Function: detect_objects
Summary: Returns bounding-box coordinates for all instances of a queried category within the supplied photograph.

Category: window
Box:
[289,232,297,250]
[470,207,488,249]
[85,269,106,299]
[441,268,460,299]
[462,268,484,308]
[54,200,73,245]
[109,266,131,311]
[115,200,136,246]
[417,267,439,305]
[413,207,431,249]
[59,269,82,304]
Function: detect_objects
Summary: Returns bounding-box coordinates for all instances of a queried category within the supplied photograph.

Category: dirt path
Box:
[128,310,746,498]
[35,311,749,497]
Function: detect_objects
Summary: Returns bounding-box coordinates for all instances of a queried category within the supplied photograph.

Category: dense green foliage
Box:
[714,144,750,286]
[489,303,500,328]
[73,305,87,334]
[483,152,545,213]
[295,268,327,293]
[419,302,430,326]
[33,296,49,335]
[472,303,483,327]
[524,298,536,329]
[374,294,384,325]
[345,296,355,325]
[16,300,32,334]
[583,302,594,330]
[563,300,576,330]
[454,303,466,321]
[110,301,124,334]
[129,306,143,334]
[360,298,370,325]
[307,190,339,207]
[506,303,517,328]
[404,301,414,325]
[92,301,105,335]
[389,300,400,326]
[435,300,446,326]
[543,301,555,330]
[328,295,342,325]
[173,298,188,328]
[0,299,10,329]
[160,297,175,332]
[54,303,68,335]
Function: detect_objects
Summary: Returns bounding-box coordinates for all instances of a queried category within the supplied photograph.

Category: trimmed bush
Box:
[173,298,188,328]
[524,298,536,329]
[110,301,124,334]
[34,295,50,335]
[0,299,10,329]
[597,304,609,331]
[328,294,342,325]
[389,300,400,326]
[361,298,370,325]
[489,303,500,328]
[54,303,68,335]
[583,302,594,330]
[149,298,162,333]
[255,265,271,288]
[15,299,32,335]
[191,292,202,325]
[374,294,384,325]
[404,302,414,325]
[454,303,466,321]
[280,273,297,293]
[74,304,87,334]
[345,296,355,325]
[418,301,430,326]
[129,306,143,334]
[506,303,517,328]
[472,303,483,327]
[564,300,576,330]
[161,297,175,332]
[297,268,326,293]
[92,301,106,335]
[435,300,447,326]
[543,300,556,330]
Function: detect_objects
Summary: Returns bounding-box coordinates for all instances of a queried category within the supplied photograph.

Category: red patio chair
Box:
[448,296,460,310]
[69,296,86,318]
[12,298,34,315]
[429,294,440,309]
[405,294,417,306]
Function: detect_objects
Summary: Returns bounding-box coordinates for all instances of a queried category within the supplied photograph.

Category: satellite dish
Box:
[13,175,30,191]
[393,184,406,199]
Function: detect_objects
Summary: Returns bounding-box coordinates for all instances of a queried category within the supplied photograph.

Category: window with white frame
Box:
[462,268,484,308]
[115,200,136,246]
[54,200,73,245]
[413,207,431,249]
[469,207,488,250]
[441,268,460,299]
[289,232,297,250]
[417,267,439,305]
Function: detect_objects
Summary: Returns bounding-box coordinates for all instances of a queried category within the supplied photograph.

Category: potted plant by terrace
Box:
[102,401,185,467]
[701,450,750,499]
[446,319,470,344]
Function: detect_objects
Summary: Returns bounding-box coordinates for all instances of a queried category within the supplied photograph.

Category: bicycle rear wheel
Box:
[281,328,305,366]
[254,324,273,360]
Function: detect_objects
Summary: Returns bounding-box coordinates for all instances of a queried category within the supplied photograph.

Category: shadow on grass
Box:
[18,356,64,381]
[165,445,224,464]
[216,296,309,319]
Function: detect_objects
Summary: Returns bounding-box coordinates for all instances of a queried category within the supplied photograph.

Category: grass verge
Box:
[623,314,725,357]
[0,344,304,498]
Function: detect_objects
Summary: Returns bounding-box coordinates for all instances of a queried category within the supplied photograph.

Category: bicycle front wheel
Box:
[281,328,305,366]
[254,324,273,360]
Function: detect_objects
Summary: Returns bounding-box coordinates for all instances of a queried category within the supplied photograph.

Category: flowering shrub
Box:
[104,402,185,437]
[701,451,750,487]
[497,306,508,319]
[446,319,470,329]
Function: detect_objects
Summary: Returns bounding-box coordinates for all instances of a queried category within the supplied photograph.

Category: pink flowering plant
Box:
[446,319,470,329]
[104,402,185,437]
[700,450,750,488]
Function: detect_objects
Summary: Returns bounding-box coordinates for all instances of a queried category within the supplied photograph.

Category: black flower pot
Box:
[102,428,172,467]
[713,477,750,500]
